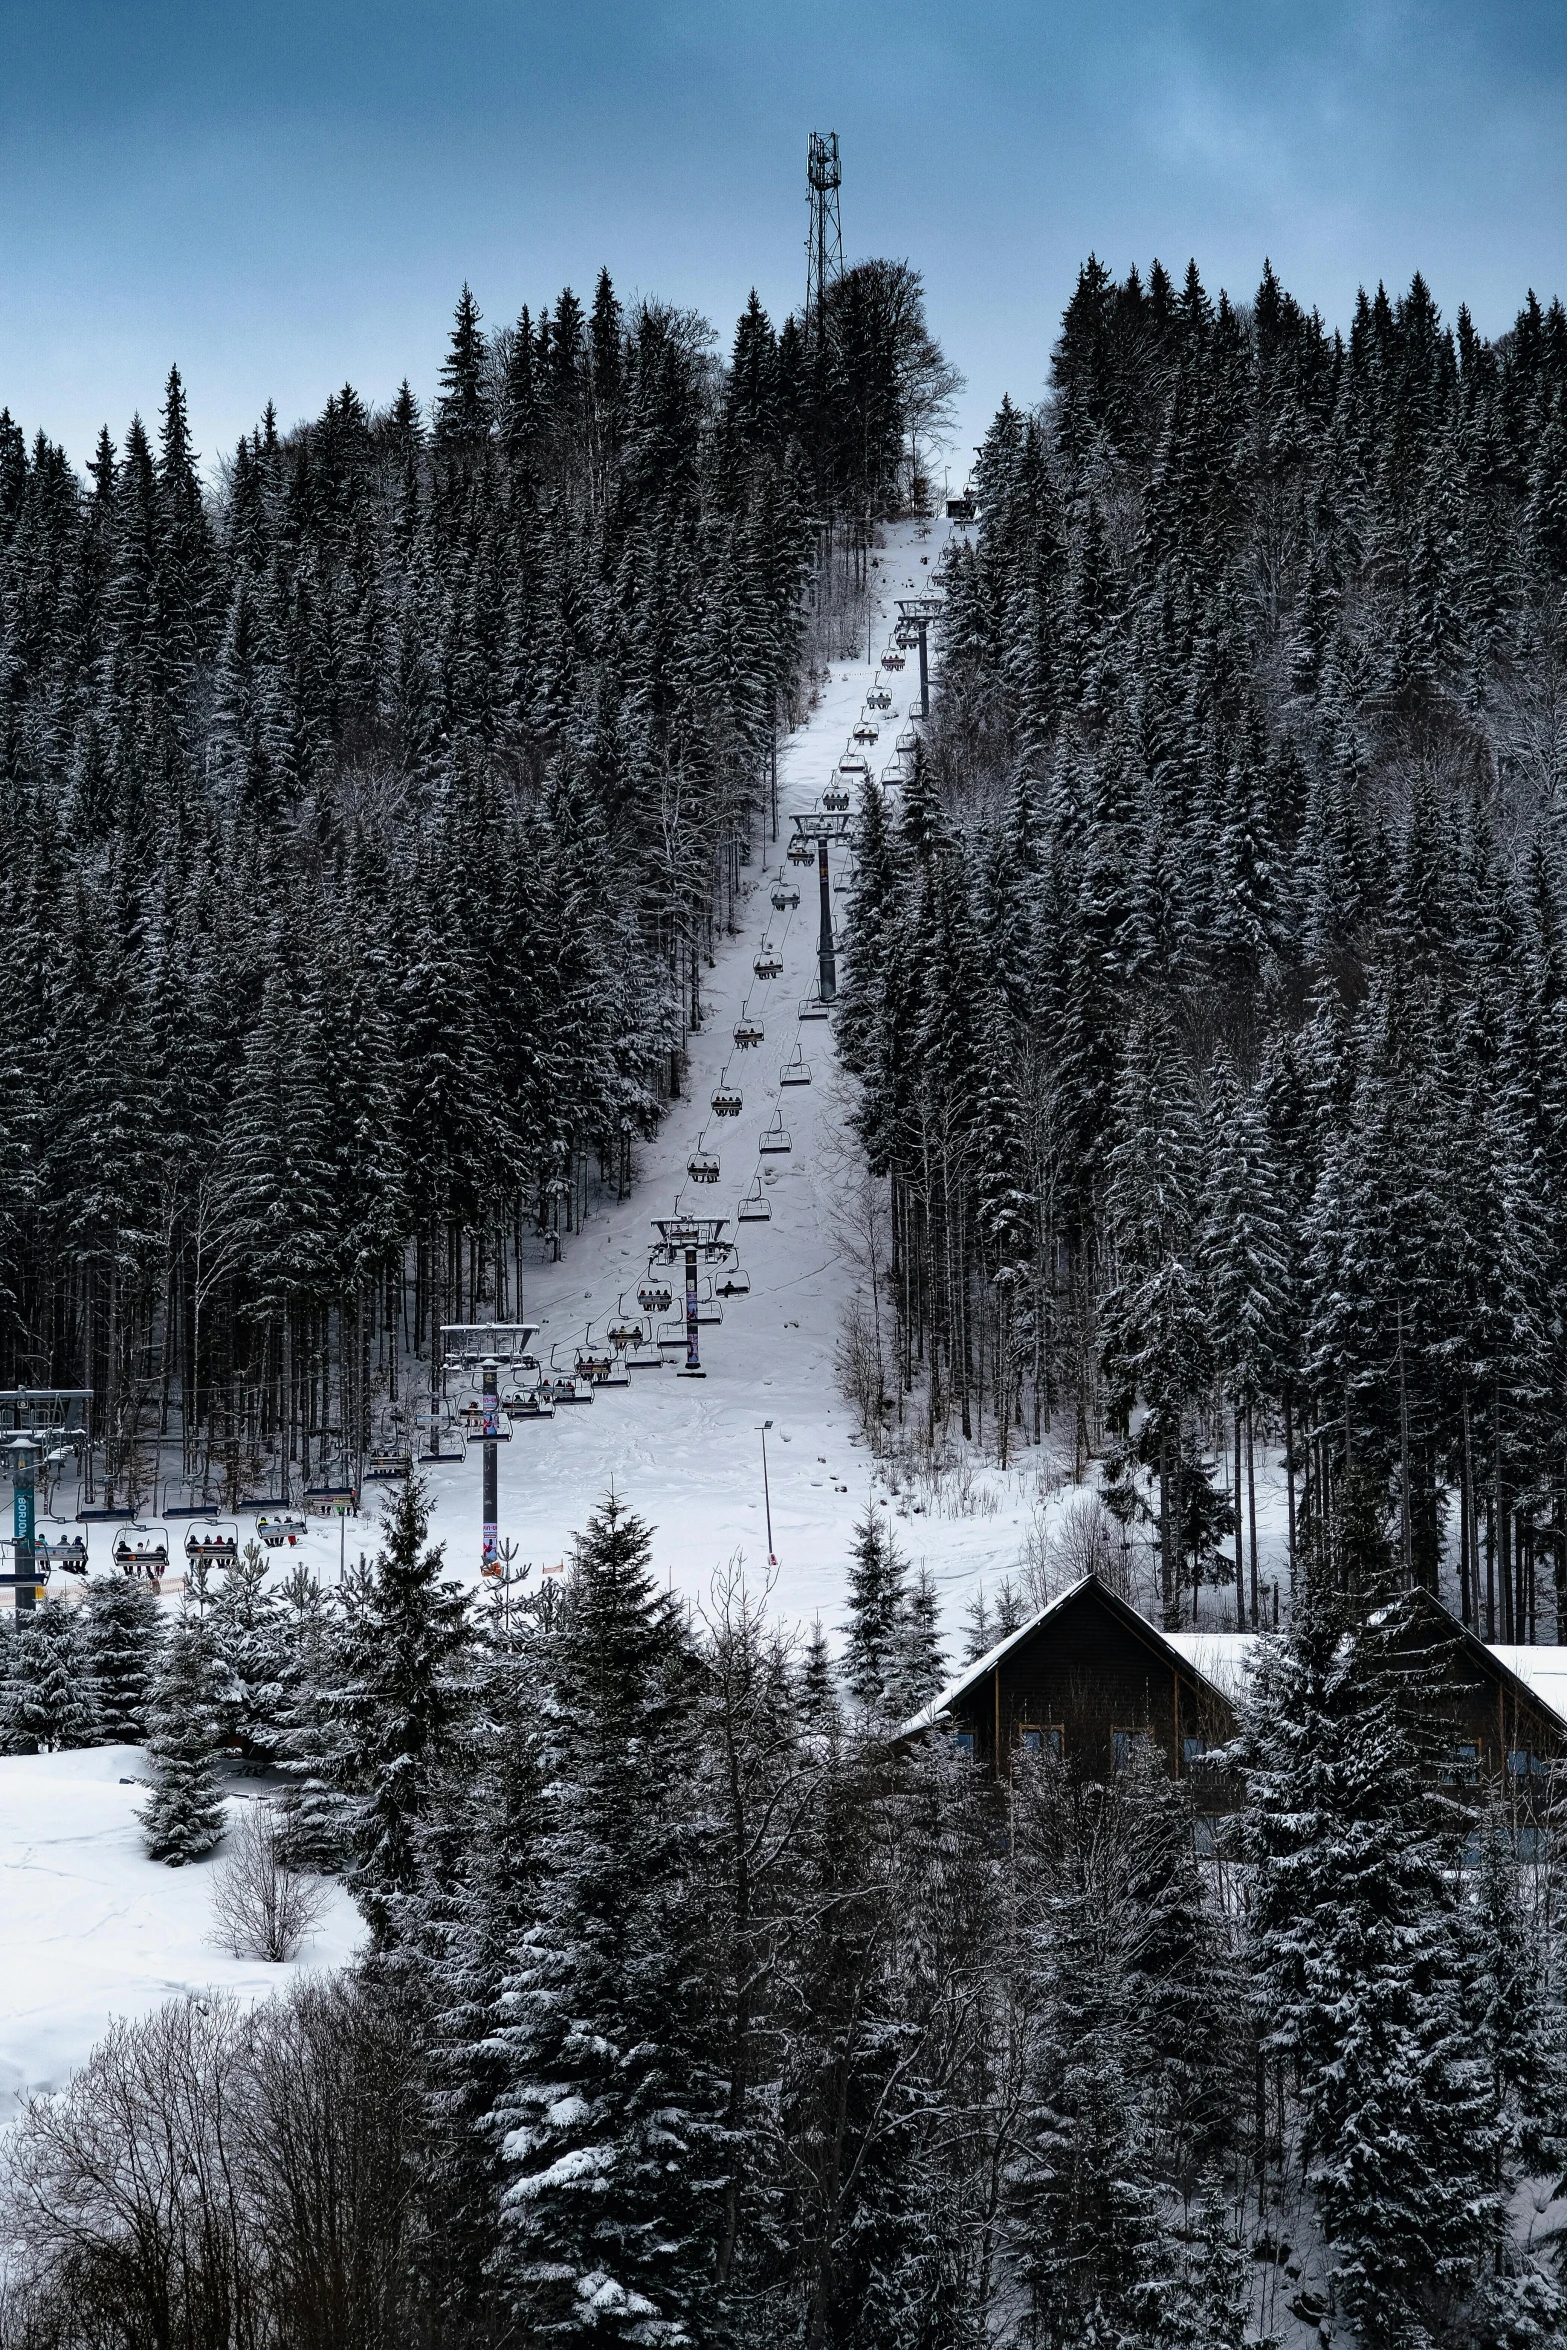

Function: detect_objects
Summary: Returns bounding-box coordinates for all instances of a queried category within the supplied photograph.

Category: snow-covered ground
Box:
[0,1745,362,2113]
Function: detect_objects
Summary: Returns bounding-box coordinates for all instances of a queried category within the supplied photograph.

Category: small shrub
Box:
[208,1802,329,1962]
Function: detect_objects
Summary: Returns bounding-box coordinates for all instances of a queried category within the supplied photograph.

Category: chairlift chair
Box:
[36,1531,88,1575]
[868,686,892,710]
[183,1523,239,1570]
[759,1113,792,1155]
[539,1375,593,1407]
[771,883,800,911]
[883,650,906,670]
[715,1266,752,1299]
[113,1523,171,1579]
[607,1319,646,1350]
[687,1149,721,1185]
[839,754,871,778]
[753,947,783,980]
[733,1019,764,1049]
[637,1282,674,1316]
[780,1047,812,1087]
[822,786,850,813]
[853,722,879,745]
[364,1450,413,1481]
[799,991,832,1022]
[711,1085,742,1118]
[787,835,815,867]
[657,1322,689,1358]
[507,1391,557,1420]
[255,1511,307,1549]
[738,1175,772,1223]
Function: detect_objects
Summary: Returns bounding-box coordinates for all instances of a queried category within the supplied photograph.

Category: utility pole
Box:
[789,811,854,1005]
[649,1219,735,1382]
[897,595,944,722]
[439,1326,537,1576]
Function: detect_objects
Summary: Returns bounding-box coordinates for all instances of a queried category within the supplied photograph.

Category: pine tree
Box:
[78,1574,164,1743]
[841,1509,909,1720]
[488,1493,719,2341]
[140,1589,228,1865]
[340,1475,471,1945]
[2,1600,100,1753]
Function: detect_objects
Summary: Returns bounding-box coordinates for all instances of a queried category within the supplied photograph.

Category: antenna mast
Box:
[806,131,843,348]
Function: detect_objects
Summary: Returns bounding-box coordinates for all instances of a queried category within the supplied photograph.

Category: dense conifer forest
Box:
[840,257,1567,1642]
[0,259,944,1499]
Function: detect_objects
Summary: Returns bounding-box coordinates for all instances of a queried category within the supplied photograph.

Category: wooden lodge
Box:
[904,1576,1567,1805]
[902,1576,1237,1792]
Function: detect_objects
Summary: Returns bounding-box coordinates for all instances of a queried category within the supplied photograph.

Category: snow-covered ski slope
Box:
[403,517,1044,1633]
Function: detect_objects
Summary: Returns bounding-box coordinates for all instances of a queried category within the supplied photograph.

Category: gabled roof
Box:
[899,1574,1236,1740]
[1178,1593,1567,1743]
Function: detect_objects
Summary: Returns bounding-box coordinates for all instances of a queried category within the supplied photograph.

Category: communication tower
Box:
[806,132,843,348]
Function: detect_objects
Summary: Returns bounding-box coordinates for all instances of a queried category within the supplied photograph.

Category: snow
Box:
[0,1742,363,2117]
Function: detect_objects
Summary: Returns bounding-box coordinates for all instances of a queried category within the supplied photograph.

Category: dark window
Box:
[953,1730,976,1761]
[1020,1724,1063,1760]
[1440,1743,1479,1786]
[1507,1748,1546,1780]
[1182,1735,1208,1767]
[1112,1727,1145,1772]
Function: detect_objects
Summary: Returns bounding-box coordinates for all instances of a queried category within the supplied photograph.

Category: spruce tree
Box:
[488,1492,718,2343]
[78,1573,164,1744]
[140,1592,228,1865]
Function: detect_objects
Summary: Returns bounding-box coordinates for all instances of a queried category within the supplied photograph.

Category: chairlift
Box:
[460,1397,512,1441]
[657,1323,689,1358]
[867,686,892,710]
[687,1149,721,1185]
[626,1340,664,1371]
[738,1175,772,1223]
[753,947,783,980]
[364,1450,412,1482]
[733,1019,764,1049]
[183,1523,240,1570]
[607,1318,646,1350]
[637,1282,674,1316]
[787,835,815,867]
[780,1046,812,1087]
[575,1349,614,1382]
[715,1266,752,1299]
[255,1511,308,1549]
[883,650,907,670]
[822,786,850,813]
[36,1531,87,1576]
[799,990,832,1022]
[839,754,871,778]
[506,1391,557,1420]
[759,1113,792,1155]
[771,883,801,911]
[539,1375,593,1407]
[711,1084,742,1118]
[853,721,879,745]
[113,1522,171,1579]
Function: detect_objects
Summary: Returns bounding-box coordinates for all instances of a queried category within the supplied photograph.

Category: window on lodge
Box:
[1182,1735,1208,1767]
[1439,1743,1480,1786]
[1112,1727,1150,1772]
[952,1730,976,1761]
[1019,1724,1063,1760]
[1507,1748,1549,1780]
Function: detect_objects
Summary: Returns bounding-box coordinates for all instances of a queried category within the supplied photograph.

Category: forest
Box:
[4,1475,1563,2349]
[838,256,1567,1645]
[0,256,948,1503]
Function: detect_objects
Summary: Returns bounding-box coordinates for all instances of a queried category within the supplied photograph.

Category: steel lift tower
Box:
[806,133,843,349]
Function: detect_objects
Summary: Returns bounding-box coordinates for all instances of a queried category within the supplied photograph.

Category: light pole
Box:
[757,1419,776,1565]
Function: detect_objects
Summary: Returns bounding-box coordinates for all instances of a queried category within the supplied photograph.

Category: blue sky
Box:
[3,1,1566,478]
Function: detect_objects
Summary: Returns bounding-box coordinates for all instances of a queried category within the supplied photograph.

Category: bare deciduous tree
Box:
[209,1802,330,1963]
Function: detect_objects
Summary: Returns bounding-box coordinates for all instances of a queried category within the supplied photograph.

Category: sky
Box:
[2,0,1567,480]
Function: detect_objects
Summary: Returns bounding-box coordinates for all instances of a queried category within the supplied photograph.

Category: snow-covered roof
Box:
[899,1576,1233,1740]
[1164,1633,1262,1708]
[1481,1646,1567,1731]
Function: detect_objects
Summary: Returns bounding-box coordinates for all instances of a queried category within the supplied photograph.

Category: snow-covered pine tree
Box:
[339,1475,471,1947]
[2,1599,100,1753]
[140,1585,228,1865]
[841,1508,909,1721]
[487,1492,719,2343]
